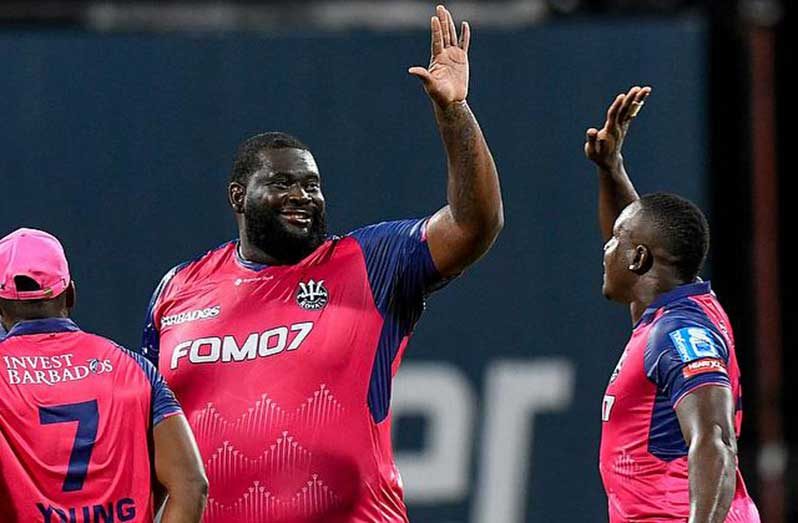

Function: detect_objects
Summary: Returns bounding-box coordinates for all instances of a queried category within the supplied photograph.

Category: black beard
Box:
[243,201,327,264]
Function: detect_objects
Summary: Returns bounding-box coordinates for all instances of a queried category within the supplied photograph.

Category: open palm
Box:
[585,86,651,171]
[409,5,470,108]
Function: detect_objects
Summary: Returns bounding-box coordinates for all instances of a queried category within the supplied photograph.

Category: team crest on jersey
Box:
[296,279,329,310]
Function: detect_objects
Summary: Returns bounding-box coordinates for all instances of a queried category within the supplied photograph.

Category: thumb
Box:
[408,67,433,85]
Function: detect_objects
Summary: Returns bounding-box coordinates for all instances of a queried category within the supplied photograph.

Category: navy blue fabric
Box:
[349,219,443,423]
[117,346,183,426]
[139,264,184,369]
[2,317,81,338]
[642,290,731,461]
[0,324,6,341]
[636,280,711,328]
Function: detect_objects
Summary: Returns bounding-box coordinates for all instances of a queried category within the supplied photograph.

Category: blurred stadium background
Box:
[0,0,793,521]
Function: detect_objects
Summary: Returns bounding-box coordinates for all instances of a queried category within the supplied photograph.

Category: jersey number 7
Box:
[39,400,99,492]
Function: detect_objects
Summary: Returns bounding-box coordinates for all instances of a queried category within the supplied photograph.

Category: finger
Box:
[446,7,458,48]
[431,16,444,56]
[636,86,652,103]
[460,21,471,53]
[437,5,451,47]
[585,128,599,156]
[605,94,625,129]
[617,86,640,122]
[408,67,433,85]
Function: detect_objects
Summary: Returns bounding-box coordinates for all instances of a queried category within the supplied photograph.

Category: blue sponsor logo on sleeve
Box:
[668,327,722,362]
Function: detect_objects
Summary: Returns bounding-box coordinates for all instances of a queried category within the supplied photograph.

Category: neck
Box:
[628,272,685,324]
[237,236,284,265]
[2,312,68,332]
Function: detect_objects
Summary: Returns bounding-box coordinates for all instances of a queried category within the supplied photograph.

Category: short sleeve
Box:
[122,347,183,427]
[644,320,731,408]
[349,218,447,327]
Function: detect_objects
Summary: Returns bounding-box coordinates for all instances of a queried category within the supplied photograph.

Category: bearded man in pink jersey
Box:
[586,86,760,522]
[138,5,503,522]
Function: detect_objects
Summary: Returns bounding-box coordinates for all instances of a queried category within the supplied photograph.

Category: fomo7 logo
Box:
[170,322,314,370]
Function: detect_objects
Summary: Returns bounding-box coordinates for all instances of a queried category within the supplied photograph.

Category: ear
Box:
[65,281,76,312]
[228,182,246,213]
[629,245,653,275]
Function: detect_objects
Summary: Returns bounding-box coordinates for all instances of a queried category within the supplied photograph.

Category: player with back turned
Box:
[0,228,208,522]
[585,86,760,522]
[139,5,502,523]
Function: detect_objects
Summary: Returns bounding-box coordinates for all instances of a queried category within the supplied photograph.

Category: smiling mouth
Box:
[280,210,313,227]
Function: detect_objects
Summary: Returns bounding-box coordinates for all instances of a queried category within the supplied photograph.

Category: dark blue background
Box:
[0,17,707,521]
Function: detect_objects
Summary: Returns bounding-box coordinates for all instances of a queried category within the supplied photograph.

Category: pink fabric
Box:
[0,228,70,300]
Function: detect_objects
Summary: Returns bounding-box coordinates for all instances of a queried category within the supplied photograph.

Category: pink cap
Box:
[0,228,71,301]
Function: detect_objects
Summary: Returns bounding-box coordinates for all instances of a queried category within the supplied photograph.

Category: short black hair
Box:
[230,132,310,185]
[637,192,710,282]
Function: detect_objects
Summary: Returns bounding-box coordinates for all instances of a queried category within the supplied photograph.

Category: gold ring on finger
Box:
[629,101,644,118]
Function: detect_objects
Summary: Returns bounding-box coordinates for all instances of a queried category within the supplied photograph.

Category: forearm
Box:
[159,482,208,523]
[597,159,638,240]
[687,436,736,523]
[434,101,503,237]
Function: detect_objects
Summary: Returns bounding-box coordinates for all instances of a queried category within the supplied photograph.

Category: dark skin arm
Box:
[154,414,209,523]
[585,86,651,241]
[409,5,503,277]
[676,385,738,523]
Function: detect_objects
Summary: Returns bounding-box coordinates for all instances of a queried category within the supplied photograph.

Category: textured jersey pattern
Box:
[599,282,759,522]
[139,219,442,523]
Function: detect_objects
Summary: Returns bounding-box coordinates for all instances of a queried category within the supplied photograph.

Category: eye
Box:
[305,180,321,191]
[270,179,291,189]
[604,237,617,252]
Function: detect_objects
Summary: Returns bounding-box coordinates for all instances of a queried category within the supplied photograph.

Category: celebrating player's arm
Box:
[154,413,209,523]
[584,85,650,241]
[676,386,738,523]
[409,5,503,277]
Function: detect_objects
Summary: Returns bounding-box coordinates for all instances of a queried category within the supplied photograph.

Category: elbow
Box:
[178,471,209,503]
[477,204,505,246]
[689,428,738,471]
[193,473,210,499]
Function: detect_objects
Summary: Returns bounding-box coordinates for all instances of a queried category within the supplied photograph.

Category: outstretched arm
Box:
[409,5,503,277]
[676,386,738,523]
[585,86,651,240]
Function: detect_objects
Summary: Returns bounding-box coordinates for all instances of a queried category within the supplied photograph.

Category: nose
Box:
[286,182,311,204]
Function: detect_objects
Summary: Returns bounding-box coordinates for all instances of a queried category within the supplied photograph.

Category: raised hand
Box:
[409,5,470,108]
[585,86,652,171]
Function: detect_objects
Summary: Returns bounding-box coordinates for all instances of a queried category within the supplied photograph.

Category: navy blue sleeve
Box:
[349,218,446,327]
[121,348,183,427]
[139,265,184,369]
[644,310,731,407]
[350,219,449,424]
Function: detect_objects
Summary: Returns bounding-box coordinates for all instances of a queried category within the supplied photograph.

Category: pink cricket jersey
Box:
[140,219,445,522]
[600,282,760,522]
[0,318,182,522]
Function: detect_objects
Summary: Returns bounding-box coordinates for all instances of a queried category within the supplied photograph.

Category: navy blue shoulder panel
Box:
[138,263,189,369]
[644,298,731,461]
[348,219,444,423]
[110,338,183,427]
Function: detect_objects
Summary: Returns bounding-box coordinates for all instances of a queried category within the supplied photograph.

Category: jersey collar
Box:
[4,317,81,338]
[234,241,270,272]
[637,280,712,327]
